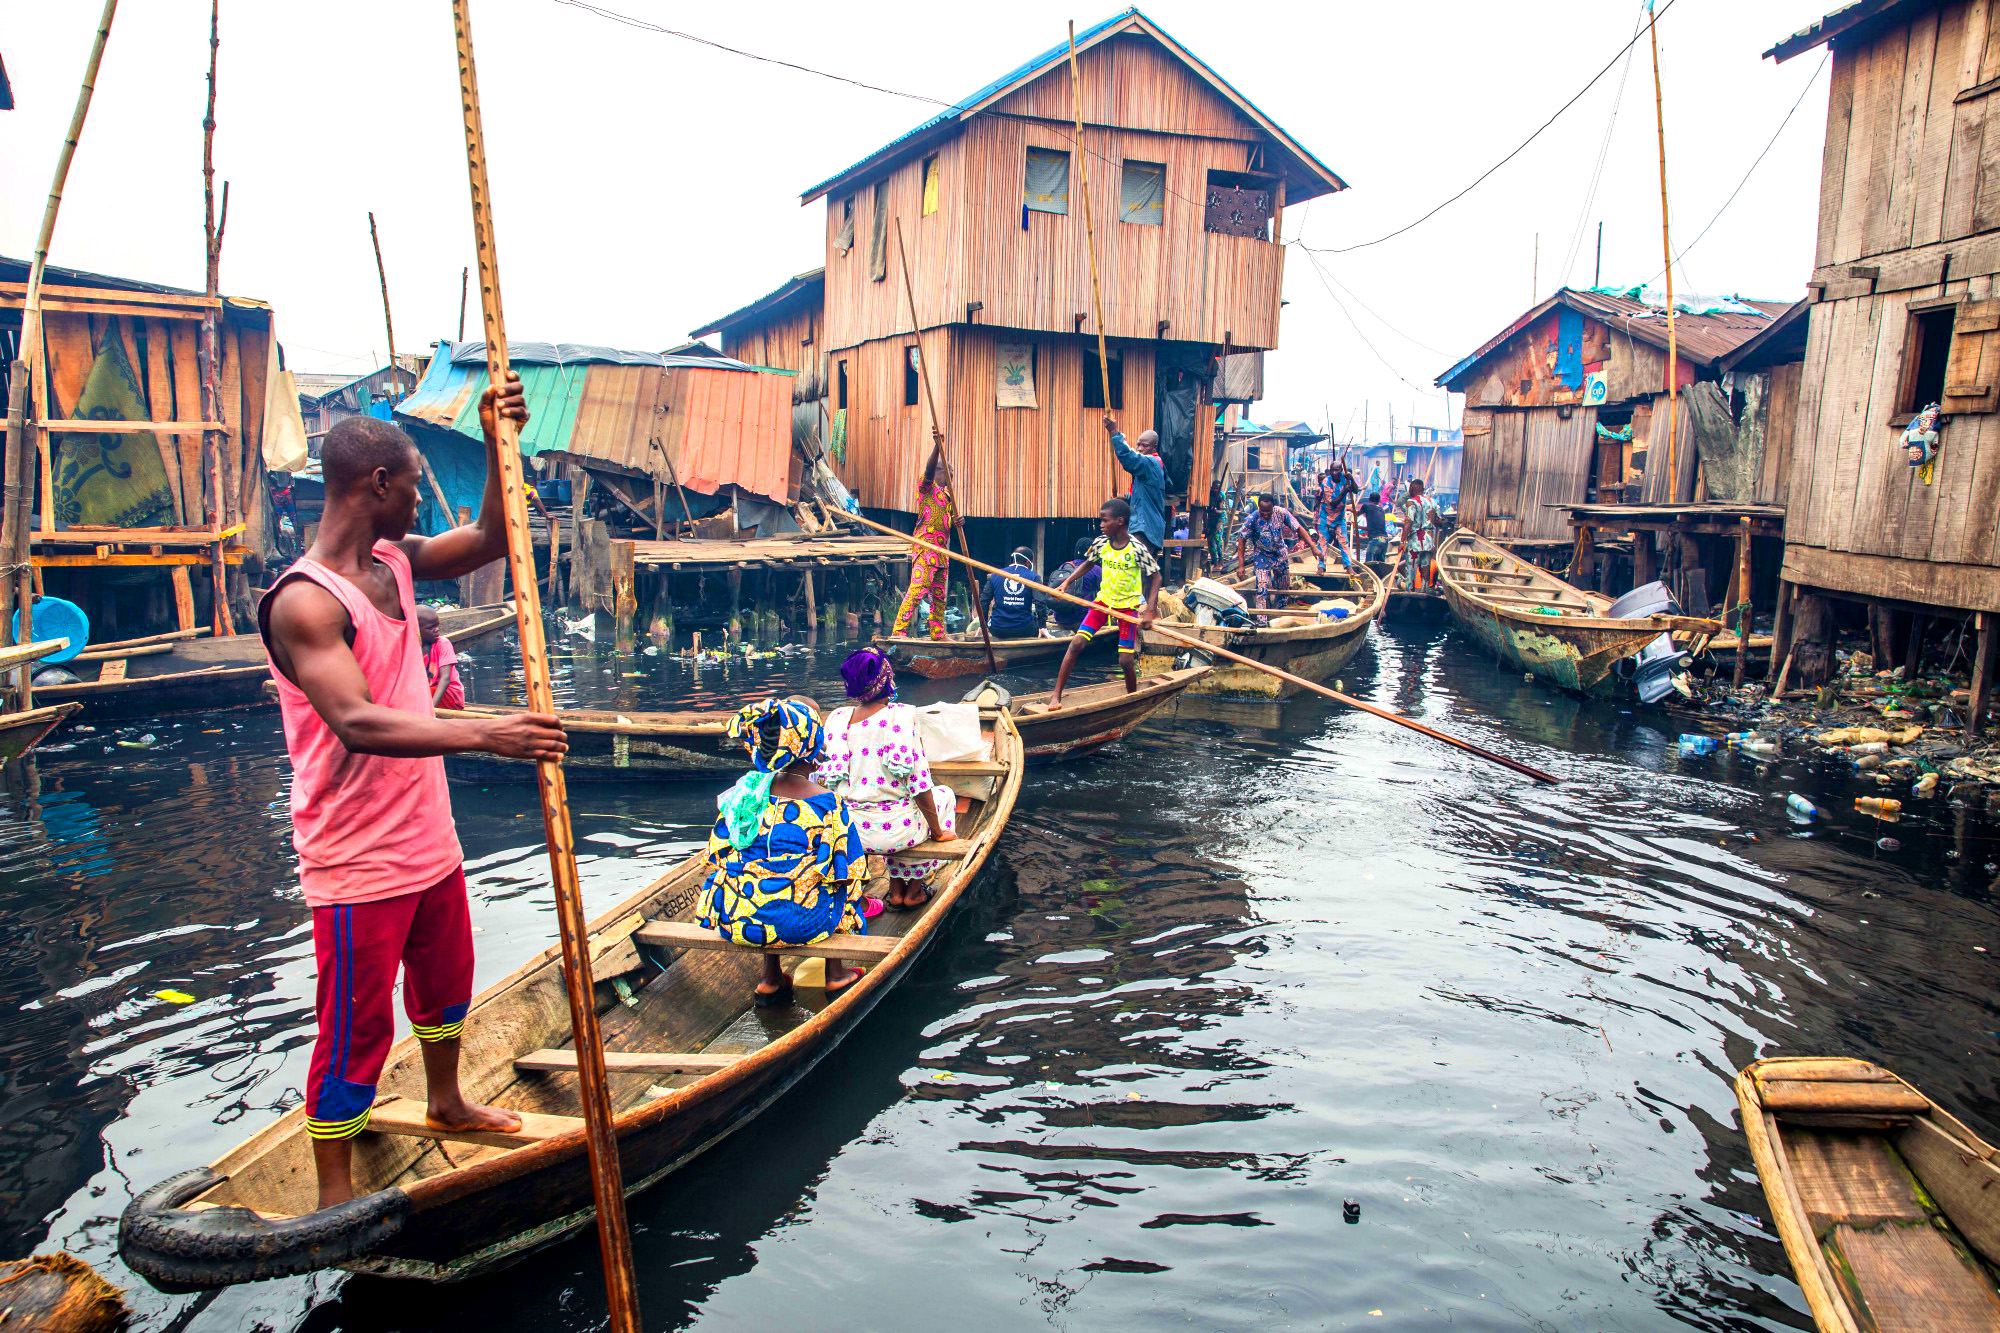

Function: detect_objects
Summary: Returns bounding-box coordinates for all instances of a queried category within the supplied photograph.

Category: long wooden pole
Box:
[197,0,234,637]
[3,2,118,710]
[1648,2,1682,498]
[368,211,399,388]
[1066,21,1112,411]
[838,509,1559,785]
[458,265,469,342]
[891,219,996,672]
[448,6,641,1328]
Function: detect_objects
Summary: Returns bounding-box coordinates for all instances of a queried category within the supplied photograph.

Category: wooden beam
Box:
[1971,612,1996,740]
[635,920,899,960]
[0,639,71,674]
[30,419,234,435]
[70,642,173,664]
[514,1049,740,1076]
[33,550,246,568]
[366,1096,581,1149]
[0,281,219,310]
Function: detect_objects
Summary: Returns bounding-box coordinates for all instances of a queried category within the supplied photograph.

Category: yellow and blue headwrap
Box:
[718,698,825,848]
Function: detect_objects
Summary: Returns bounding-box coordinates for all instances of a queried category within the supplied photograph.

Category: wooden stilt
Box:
[197,0,233,638]
[1733,517,1751,688]
[448,5,640,1328]
[1970,612,1996,739]
[1770,578,1796,679]
[1904,613,1927,680]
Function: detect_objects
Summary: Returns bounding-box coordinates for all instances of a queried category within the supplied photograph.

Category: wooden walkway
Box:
[624,535,910,571]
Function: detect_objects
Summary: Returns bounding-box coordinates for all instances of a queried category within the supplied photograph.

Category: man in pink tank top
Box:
[259,375,566,1207]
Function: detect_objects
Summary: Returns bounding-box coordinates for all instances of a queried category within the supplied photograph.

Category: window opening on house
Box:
[1082,344,1124,410]
[921,155,940,217]
[1120,160,1165,225]
[835,198,854,255]
[868,180,889,282]
[1903,306,1955,413]
[836,358,848,410]
[904,345,921,407]
[1024,147,1070,216]
[1203,169,1275,239]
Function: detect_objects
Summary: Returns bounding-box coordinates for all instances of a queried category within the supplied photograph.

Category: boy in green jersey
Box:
[1047,497,1160,711]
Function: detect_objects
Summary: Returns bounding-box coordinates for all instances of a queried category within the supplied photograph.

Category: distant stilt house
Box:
[1764,1,2000,722]
[693,7,1345,565]
[294,364,419,462]
[0,256,309,639]
[1437,286,1798,637]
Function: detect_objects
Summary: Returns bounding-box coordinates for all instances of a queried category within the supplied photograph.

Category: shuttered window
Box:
[1024,147,1069,215]
[1120,160,1165,225]
[921,155,940,217]
[1943,299,2000,413]
[868,180,888,282]
[834,198,854,255]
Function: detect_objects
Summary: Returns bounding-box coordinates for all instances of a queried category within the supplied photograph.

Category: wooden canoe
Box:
[119,713,1024,1290]
[1136,562,1386,699]
[1435,531,1718,697]
[1736,1056,2000,1331]
[439,663,1210,779]
[876,630,1107,679]
[0,702,82,762]
[37,603,516,720]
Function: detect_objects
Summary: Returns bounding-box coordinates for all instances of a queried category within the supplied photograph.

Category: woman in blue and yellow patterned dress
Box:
[697,697,868,1007]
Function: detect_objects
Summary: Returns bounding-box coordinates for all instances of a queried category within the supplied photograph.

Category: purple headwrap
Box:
[841,647,897,702]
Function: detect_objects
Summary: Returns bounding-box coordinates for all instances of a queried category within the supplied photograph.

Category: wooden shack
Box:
[0,257,307,639]
[1765,1,2000,721]
[694,9,1344,558]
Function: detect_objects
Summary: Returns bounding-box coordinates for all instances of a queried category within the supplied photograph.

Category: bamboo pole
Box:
[891,219,996,672]
[1648,2,1681,498]
[448,5,641,1328]
[3,1,118,710]
[197,0,233,636]
[837,509,1560,785]
[1066,21,1113,411]
[458,265,469,342]
[368,211,399,390]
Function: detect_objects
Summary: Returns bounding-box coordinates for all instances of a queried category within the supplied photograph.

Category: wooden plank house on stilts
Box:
[1436,286,1799,668]
[692,7,1345,571]
[1761,0,2000,733]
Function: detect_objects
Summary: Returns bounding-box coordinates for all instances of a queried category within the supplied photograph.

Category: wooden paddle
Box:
[891,219,996,672]
[836,510,1559,785]
[449,5,640,1328]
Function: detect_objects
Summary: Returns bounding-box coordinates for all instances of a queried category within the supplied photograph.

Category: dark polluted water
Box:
[3,618,1997,1330]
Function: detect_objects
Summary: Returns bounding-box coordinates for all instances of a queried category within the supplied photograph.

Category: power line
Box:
[1309,260,1452,359]
[1558,0,1647,286]
[1296,0,1680,256]
[1296,246,1453,406]
[1639,50,1830,287]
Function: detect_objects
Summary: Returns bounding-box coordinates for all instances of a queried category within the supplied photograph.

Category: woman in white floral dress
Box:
[816,648,957,908]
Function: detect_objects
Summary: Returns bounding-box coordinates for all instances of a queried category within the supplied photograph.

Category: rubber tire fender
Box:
[118,1166,410,1293]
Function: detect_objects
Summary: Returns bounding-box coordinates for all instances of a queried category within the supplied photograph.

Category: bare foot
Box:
[930,828,959,844]
[427,1099,523,1134]
[1043,698,1064,712]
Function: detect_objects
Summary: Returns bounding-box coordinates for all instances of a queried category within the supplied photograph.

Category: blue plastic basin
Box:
[12,596,89,663]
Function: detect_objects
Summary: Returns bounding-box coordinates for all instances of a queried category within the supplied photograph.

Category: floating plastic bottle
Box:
[1723,731,1756,746]
[1741,737,1779,758]
[1914,772,1939,796]
[1786,793,1818,819]
[1856,796,1903,817]
[1678,734,1719,756]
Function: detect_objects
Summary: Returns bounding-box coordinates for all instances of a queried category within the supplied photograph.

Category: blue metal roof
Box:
[799,8,1345,204]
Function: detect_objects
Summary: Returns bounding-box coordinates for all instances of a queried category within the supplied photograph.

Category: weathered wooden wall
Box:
[1452,310,1690,410]
[1457,406,1595,541]
[1786,0,2000,610]
[722,303,821,381]
[818,35,1286,353]
[832,327,1157,519]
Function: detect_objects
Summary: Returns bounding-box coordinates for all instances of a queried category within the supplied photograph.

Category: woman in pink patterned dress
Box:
[890,441,955,640]
[816,647,957,909]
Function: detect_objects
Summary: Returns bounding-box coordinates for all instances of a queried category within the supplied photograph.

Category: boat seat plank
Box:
[931,759,1007,777]
[893,840,971,860]
[1824,1220,2000,1330]
[1787,1130,1932,1234]
[367,1096,581,1149]
[1763,1079,1931,1117]
[635,920,899,960]
[515,1049,741,1076]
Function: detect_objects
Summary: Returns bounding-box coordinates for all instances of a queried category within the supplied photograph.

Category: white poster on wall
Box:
[997,343,1037,409]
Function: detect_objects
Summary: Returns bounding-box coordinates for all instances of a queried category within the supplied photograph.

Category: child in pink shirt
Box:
[417,605,465,710]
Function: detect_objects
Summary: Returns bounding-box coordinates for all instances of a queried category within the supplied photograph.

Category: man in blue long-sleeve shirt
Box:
[1103,413,1166,556]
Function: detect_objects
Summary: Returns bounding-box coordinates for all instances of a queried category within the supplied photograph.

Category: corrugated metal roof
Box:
[799,8,1346,205]
[395,342,794,502]
[691,268,825,339]
[1765,0,1924,62]
[1435,287,1795,390]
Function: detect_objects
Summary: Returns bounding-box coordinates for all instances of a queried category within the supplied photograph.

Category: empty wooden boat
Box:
[0,702,82,762]
[440,663,1209,779]
[1137,562,1385,699]
[1736,1056,2000,1331]
[877,629,1107,679]
[1436,531,1717,697]
[37,603,515,720]
[119,713,1023,1290]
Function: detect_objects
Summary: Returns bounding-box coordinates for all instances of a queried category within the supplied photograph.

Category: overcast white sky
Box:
[7,0,1836,443]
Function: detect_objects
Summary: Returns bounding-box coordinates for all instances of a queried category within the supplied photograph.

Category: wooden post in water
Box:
[449,5,641,1328]
[198,0,234,636]
[2,0,119,709]
[891,220,995,671]
[1066,21,1113,413]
